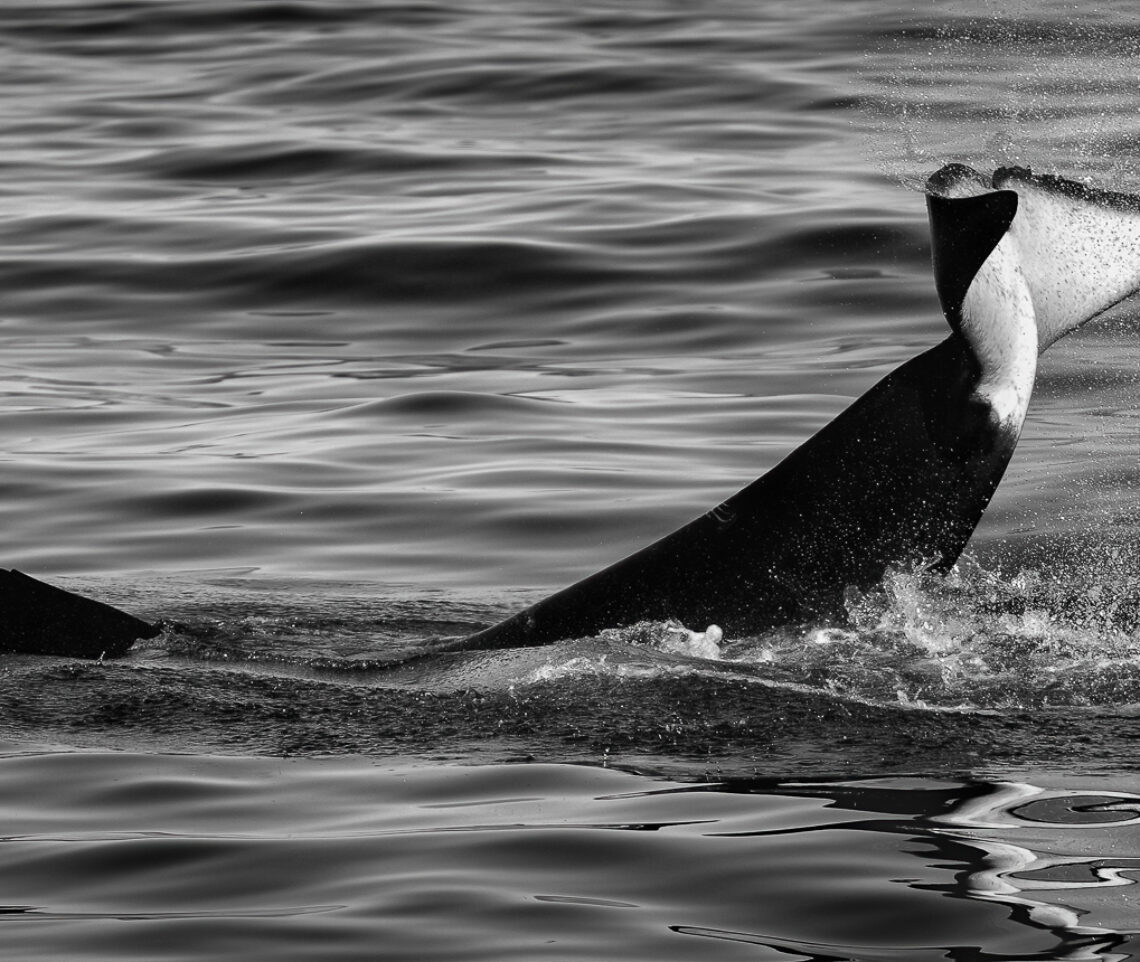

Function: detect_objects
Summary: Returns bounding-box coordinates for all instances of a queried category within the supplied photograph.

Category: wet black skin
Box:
[455,187,1024,650]
[0,568,158,658]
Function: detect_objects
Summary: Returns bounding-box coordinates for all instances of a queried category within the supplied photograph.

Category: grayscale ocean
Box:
[2,1,1140,958]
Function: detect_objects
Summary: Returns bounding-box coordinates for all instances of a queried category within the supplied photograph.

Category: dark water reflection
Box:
[2,753,1138,961]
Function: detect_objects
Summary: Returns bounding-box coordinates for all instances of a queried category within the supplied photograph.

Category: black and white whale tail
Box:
[453,165,1140,651]
[5,166,1138,659]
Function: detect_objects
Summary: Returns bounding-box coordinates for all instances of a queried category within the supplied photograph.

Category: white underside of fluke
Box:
[958,230,1037,433]
[995,172,1140,351]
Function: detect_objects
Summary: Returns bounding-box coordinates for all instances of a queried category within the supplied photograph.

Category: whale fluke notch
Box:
[447,164,1140,653]
[0,569,159,658]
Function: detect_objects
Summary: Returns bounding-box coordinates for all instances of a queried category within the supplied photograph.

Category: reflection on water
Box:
[937,781,1140,948]
[2,754,1139,961]
[677,775,1140,960]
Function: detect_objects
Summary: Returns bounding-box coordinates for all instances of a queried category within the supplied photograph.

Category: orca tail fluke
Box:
[453,164,1140,654]
[0,569,159,659]
[929,164,1140,350]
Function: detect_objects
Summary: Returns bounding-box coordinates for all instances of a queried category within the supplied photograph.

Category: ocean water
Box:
[2,0,1140,958]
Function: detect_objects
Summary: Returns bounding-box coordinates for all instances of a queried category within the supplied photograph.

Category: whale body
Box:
[5,165,1138,660]
[454,165,1140,652]
[0,568,158,658]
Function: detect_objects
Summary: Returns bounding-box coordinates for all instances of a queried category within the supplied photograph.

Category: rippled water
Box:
[2,0,1140,957]
[6,753,1140,961]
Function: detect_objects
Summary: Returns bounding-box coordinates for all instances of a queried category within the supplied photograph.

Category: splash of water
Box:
[724,553,1140,710]
[863,2,1140,190]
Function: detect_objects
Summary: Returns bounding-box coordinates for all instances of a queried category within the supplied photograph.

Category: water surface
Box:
[2,0,1140,957]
